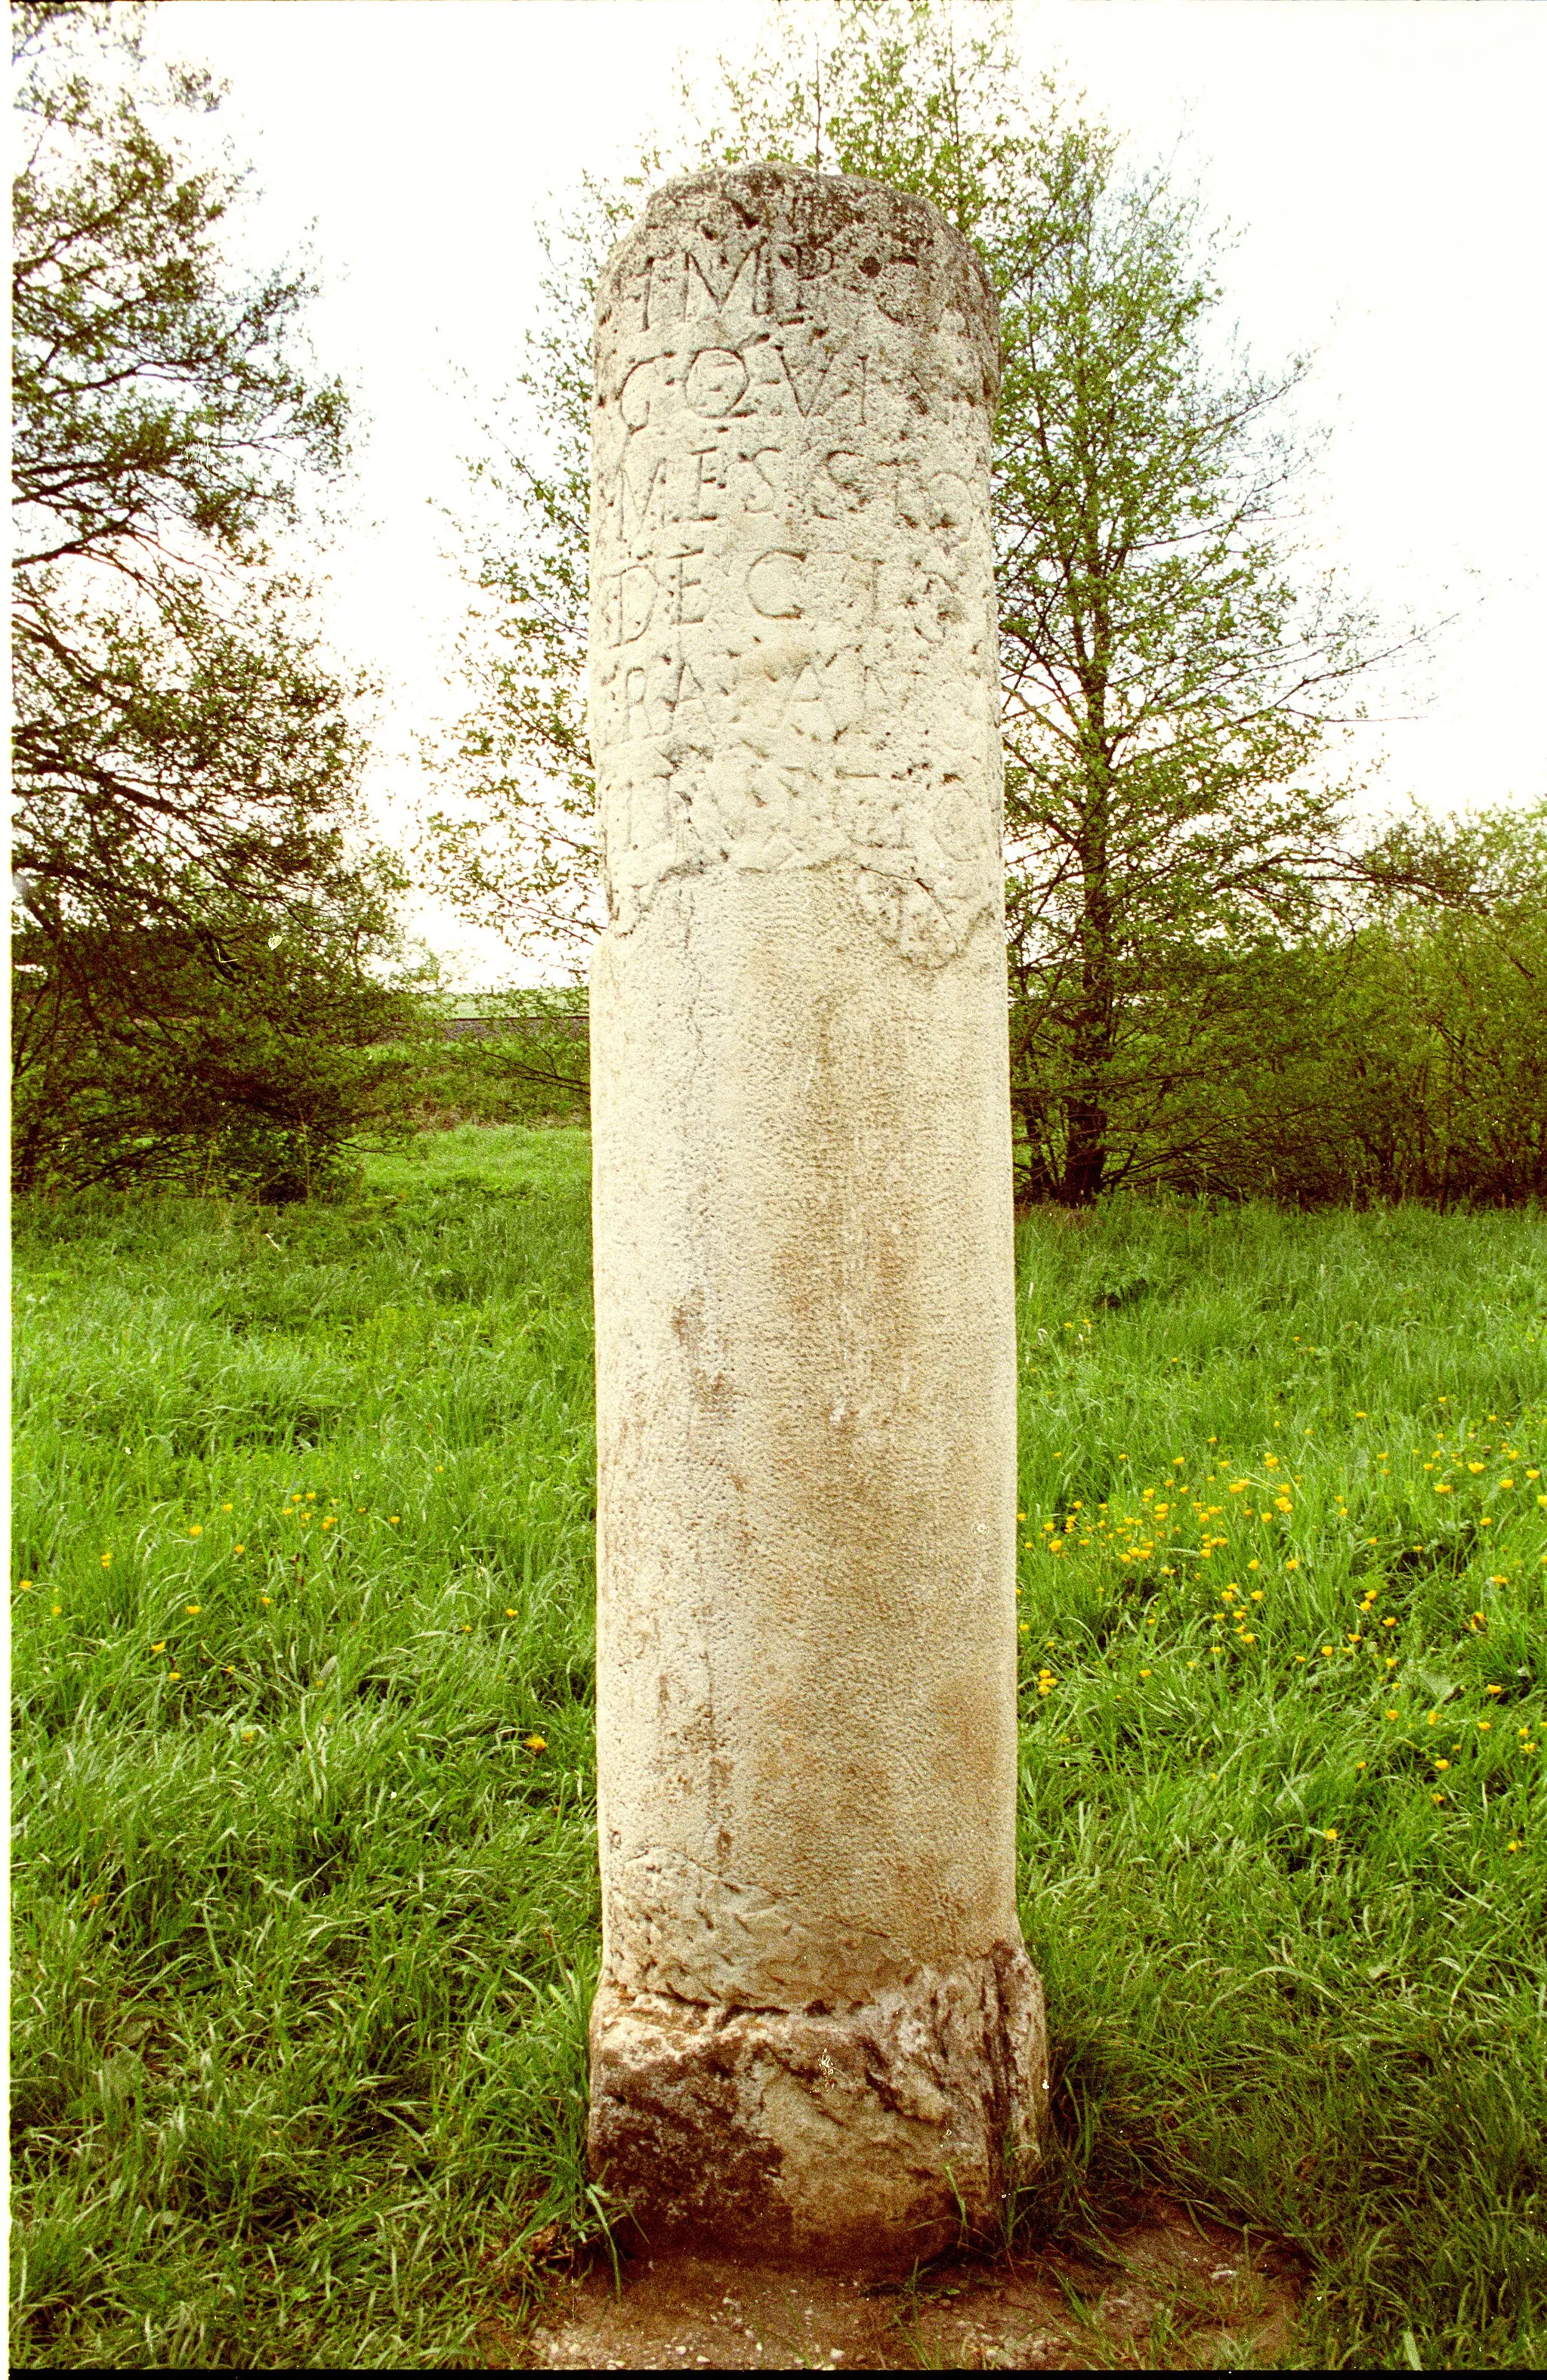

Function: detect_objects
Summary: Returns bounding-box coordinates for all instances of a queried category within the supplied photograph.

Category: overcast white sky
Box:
[149,0,1547,986]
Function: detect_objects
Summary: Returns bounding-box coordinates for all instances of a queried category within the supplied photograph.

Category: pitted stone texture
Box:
[588,1948,1046,2270]
[590,164,1002,965]
[591,870,1019,2011]
[588,167,1039,2265]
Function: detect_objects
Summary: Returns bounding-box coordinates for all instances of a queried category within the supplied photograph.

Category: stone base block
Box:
[586,1944,1047,2270]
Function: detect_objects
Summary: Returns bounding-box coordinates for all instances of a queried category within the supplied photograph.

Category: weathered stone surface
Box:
[588,1946,1043,2266]
[586,163,1045,2267]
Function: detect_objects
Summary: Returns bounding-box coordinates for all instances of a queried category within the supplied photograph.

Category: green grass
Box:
[11,1130,1546,2368]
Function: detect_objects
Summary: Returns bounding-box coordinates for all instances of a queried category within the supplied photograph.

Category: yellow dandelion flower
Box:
[1322,1646,1334,1657]
[321,1516,335,1529]
[1431,1792,1444,1804]
[1434,1759,1450,1772]
[1506,1841,1521,1853]
[168,1670,181,1681]
[233,1544,245,1554]
[1486,1684,1504,1695]
[523,1735,547,1753]
[388,1516,400,1525]
[186,1604,200,1616]
[1286,1558,1300,1572]
[1323,1828,1338,1841]
[221,1502,233,1512]
[151,1640,165,1652]
[188,1525,202,1538]
[1139,1668,1151,1678]
[100,1552,112,1568]
[51,1603,63,1615]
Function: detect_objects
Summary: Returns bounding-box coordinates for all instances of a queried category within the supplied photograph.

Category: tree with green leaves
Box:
[1128,799,1547,1207]
[429,0,1471,1200]
[11,0,409,1195]
[420,179,615,969]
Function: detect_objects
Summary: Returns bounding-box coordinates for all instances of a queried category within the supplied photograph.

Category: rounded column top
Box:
[595,163,1000,414]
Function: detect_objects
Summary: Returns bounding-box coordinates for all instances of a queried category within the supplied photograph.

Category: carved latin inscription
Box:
[590,172,1002,964]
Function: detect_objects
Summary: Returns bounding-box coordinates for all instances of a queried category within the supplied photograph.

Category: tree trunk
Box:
[1058,761,1115,1205]
[1060,1086,1107,1204]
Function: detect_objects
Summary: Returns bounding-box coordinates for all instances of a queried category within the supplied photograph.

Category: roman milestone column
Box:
[586,165,1045,2268]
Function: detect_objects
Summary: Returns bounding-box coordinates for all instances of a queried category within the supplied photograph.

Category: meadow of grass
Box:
[10,1124,1546,2369]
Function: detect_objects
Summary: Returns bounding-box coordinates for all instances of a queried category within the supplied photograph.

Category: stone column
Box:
[586,165,1045,2270]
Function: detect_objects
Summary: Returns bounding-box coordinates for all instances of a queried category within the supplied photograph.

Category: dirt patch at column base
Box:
[476,2190,1304,2369]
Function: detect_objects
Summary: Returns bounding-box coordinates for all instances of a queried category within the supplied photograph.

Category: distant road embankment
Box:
[434,1014,589,1042]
